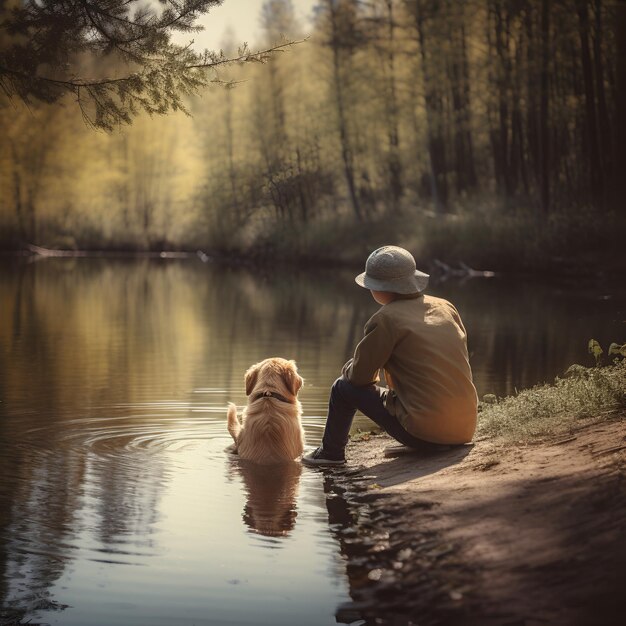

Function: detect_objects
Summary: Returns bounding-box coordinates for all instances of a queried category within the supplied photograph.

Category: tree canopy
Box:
[0,0,293,130]
[0,0,623,271]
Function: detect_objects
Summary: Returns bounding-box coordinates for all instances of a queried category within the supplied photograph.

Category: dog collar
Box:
[251,390,294,404]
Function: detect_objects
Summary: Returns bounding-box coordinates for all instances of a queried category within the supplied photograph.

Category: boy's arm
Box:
[344,316,395,386]
[448,303,468,339]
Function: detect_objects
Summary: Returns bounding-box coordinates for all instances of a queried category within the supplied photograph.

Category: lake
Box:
[1,257,624,625]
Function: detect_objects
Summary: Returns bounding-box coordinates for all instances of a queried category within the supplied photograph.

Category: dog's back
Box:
[231,399,304,465]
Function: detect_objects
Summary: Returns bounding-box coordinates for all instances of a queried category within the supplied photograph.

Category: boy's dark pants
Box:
[321,376,444,459]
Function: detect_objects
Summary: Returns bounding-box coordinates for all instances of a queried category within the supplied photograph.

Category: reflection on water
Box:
[0,258,624,625]
[232,459,302,537]
[0,259,359,625]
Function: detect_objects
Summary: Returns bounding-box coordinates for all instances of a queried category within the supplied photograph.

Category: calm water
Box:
[1,258,624,625]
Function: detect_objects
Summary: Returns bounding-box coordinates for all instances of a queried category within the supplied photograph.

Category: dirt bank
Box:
[322,416,626,626]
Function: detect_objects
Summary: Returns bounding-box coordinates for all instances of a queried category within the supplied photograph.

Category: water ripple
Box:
[9,395,332,464]
[10,400,239,459]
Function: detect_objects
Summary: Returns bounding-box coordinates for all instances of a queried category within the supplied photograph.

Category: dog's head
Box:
[244,357,304,398]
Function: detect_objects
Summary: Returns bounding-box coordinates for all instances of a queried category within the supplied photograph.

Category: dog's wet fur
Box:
[227,357,305,464]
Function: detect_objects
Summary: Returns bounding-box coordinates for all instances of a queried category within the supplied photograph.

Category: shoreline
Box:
[322,417,626,625]
[1,247,624,281]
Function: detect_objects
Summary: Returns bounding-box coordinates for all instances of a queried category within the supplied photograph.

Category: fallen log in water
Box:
[430,259,496,280]
[27,243,87,257]
[25,244,193,259]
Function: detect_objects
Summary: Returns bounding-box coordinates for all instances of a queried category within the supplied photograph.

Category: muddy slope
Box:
[320,418,626,625]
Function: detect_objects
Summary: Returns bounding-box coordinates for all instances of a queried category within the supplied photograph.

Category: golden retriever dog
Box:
[227,357,305,464]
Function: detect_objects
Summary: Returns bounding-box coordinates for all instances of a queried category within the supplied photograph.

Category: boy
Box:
[302,245,477,466]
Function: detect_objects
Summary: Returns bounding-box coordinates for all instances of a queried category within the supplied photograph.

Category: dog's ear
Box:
[245,363,261,396]
[282,361,303,396]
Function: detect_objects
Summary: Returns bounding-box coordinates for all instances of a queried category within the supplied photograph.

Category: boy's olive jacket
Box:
[343,294,478,444]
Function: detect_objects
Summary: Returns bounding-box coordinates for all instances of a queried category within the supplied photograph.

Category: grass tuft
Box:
[477,360,626,442]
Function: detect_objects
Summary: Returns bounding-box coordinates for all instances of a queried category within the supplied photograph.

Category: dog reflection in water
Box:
[235,460,302,536]
[227,357,305,536]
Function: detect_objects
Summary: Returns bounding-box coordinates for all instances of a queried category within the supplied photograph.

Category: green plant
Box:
[477,359,626,442]
[589,339,626,366]
[588,339,604,365]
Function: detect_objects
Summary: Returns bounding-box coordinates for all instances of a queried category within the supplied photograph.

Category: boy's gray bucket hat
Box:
[355,246,429,294]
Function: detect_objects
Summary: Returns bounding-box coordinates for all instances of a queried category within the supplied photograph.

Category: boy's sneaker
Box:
[302,447,346,467]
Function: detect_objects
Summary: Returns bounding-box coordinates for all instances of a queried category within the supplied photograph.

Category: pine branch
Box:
[0,0,307,131]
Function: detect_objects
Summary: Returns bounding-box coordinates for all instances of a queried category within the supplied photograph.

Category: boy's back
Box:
[382,294,477,444]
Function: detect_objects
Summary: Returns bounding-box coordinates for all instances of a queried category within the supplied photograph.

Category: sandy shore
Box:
[320,416,626,626]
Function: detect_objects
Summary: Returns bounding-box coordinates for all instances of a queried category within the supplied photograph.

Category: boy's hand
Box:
[341,359,353,378]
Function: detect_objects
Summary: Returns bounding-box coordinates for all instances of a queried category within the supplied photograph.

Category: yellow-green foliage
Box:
[0,0,621,269]
[477,360,626,442]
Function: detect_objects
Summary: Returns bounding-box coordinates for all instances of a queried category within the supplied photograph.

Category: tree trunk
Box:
[295,147,309,223]
[415,0,448,212]
[224,87,239,217]
[9,140,27,242]
[328,0,362,221]
[525,4,540,192]
[449,19,477,194]
[493,0,513,196]
[385,0,403,209]
[12,169,26,242]
[459,22,477,189]
[449,33,467,193]
[539,0,550,215]
[612,0,626,210]
[593,0,611,205]
[577,0,603,205]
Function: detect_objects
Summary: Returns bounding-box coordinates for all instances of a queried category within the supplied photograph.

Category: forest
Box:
[0,0,623,272]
